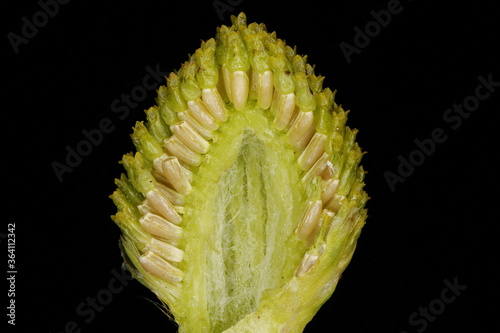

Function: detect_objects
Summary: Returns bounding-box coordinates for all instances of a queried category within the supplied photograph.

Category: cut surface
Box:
[180,104,307,332]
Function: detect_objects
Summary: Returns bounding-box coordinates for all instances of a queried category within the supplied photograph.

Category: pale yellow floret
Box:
[147,237,185,263]
[163,135,202,167]
[202,88,229,122]
[139,250,183,283]
[161,156,193,196]
[178,111,215,140]
[297,133,327,171]
[321,179,340,204]
[295,200,323,243]
[139,212,183,242]
[286,110,314,147]
[187,99,219,132]
[272,92,296,131]
[257,70,274,110]
[172,121,210,155]
[145,189,182,225]
[230,70,250,111]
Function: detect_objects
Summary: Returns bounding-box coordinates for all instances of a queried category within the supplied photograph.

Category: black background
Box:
[4,0,499,332]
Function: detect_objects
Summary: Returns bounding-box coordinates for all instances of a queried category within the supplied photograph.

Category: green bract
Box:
[110,12,368,333]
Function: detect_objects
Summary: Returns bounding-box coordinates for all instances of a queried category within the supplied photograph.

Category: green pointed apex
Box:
[295,72,316,112]
[245,37,271,73]
[226,30,250,72]
[242,23,274,70]
[179,59,202,101]
[331,104,348,137]
[315,88,335,135]
[165,72,187,113]
[230,11,248,30]
[195,39,219,89]
[120,152,156,194]
[145,106,170,143]
[269,52,294,94]
[244,21,268,39]
[156,86,179,126]
[329,131,344,157]
[110,200,151,251]
[337,144,364,197]
[215,25,230,66]
[308,73,325,94]
[292,54,307,74]
[130,121,164,162]
[114,173,144,208]
[109,188,134,215]
[343,125,357,154]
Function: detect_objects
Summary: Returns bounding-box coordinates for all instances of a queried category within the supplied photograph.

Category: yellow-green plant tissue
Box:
[110,12,368,333]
